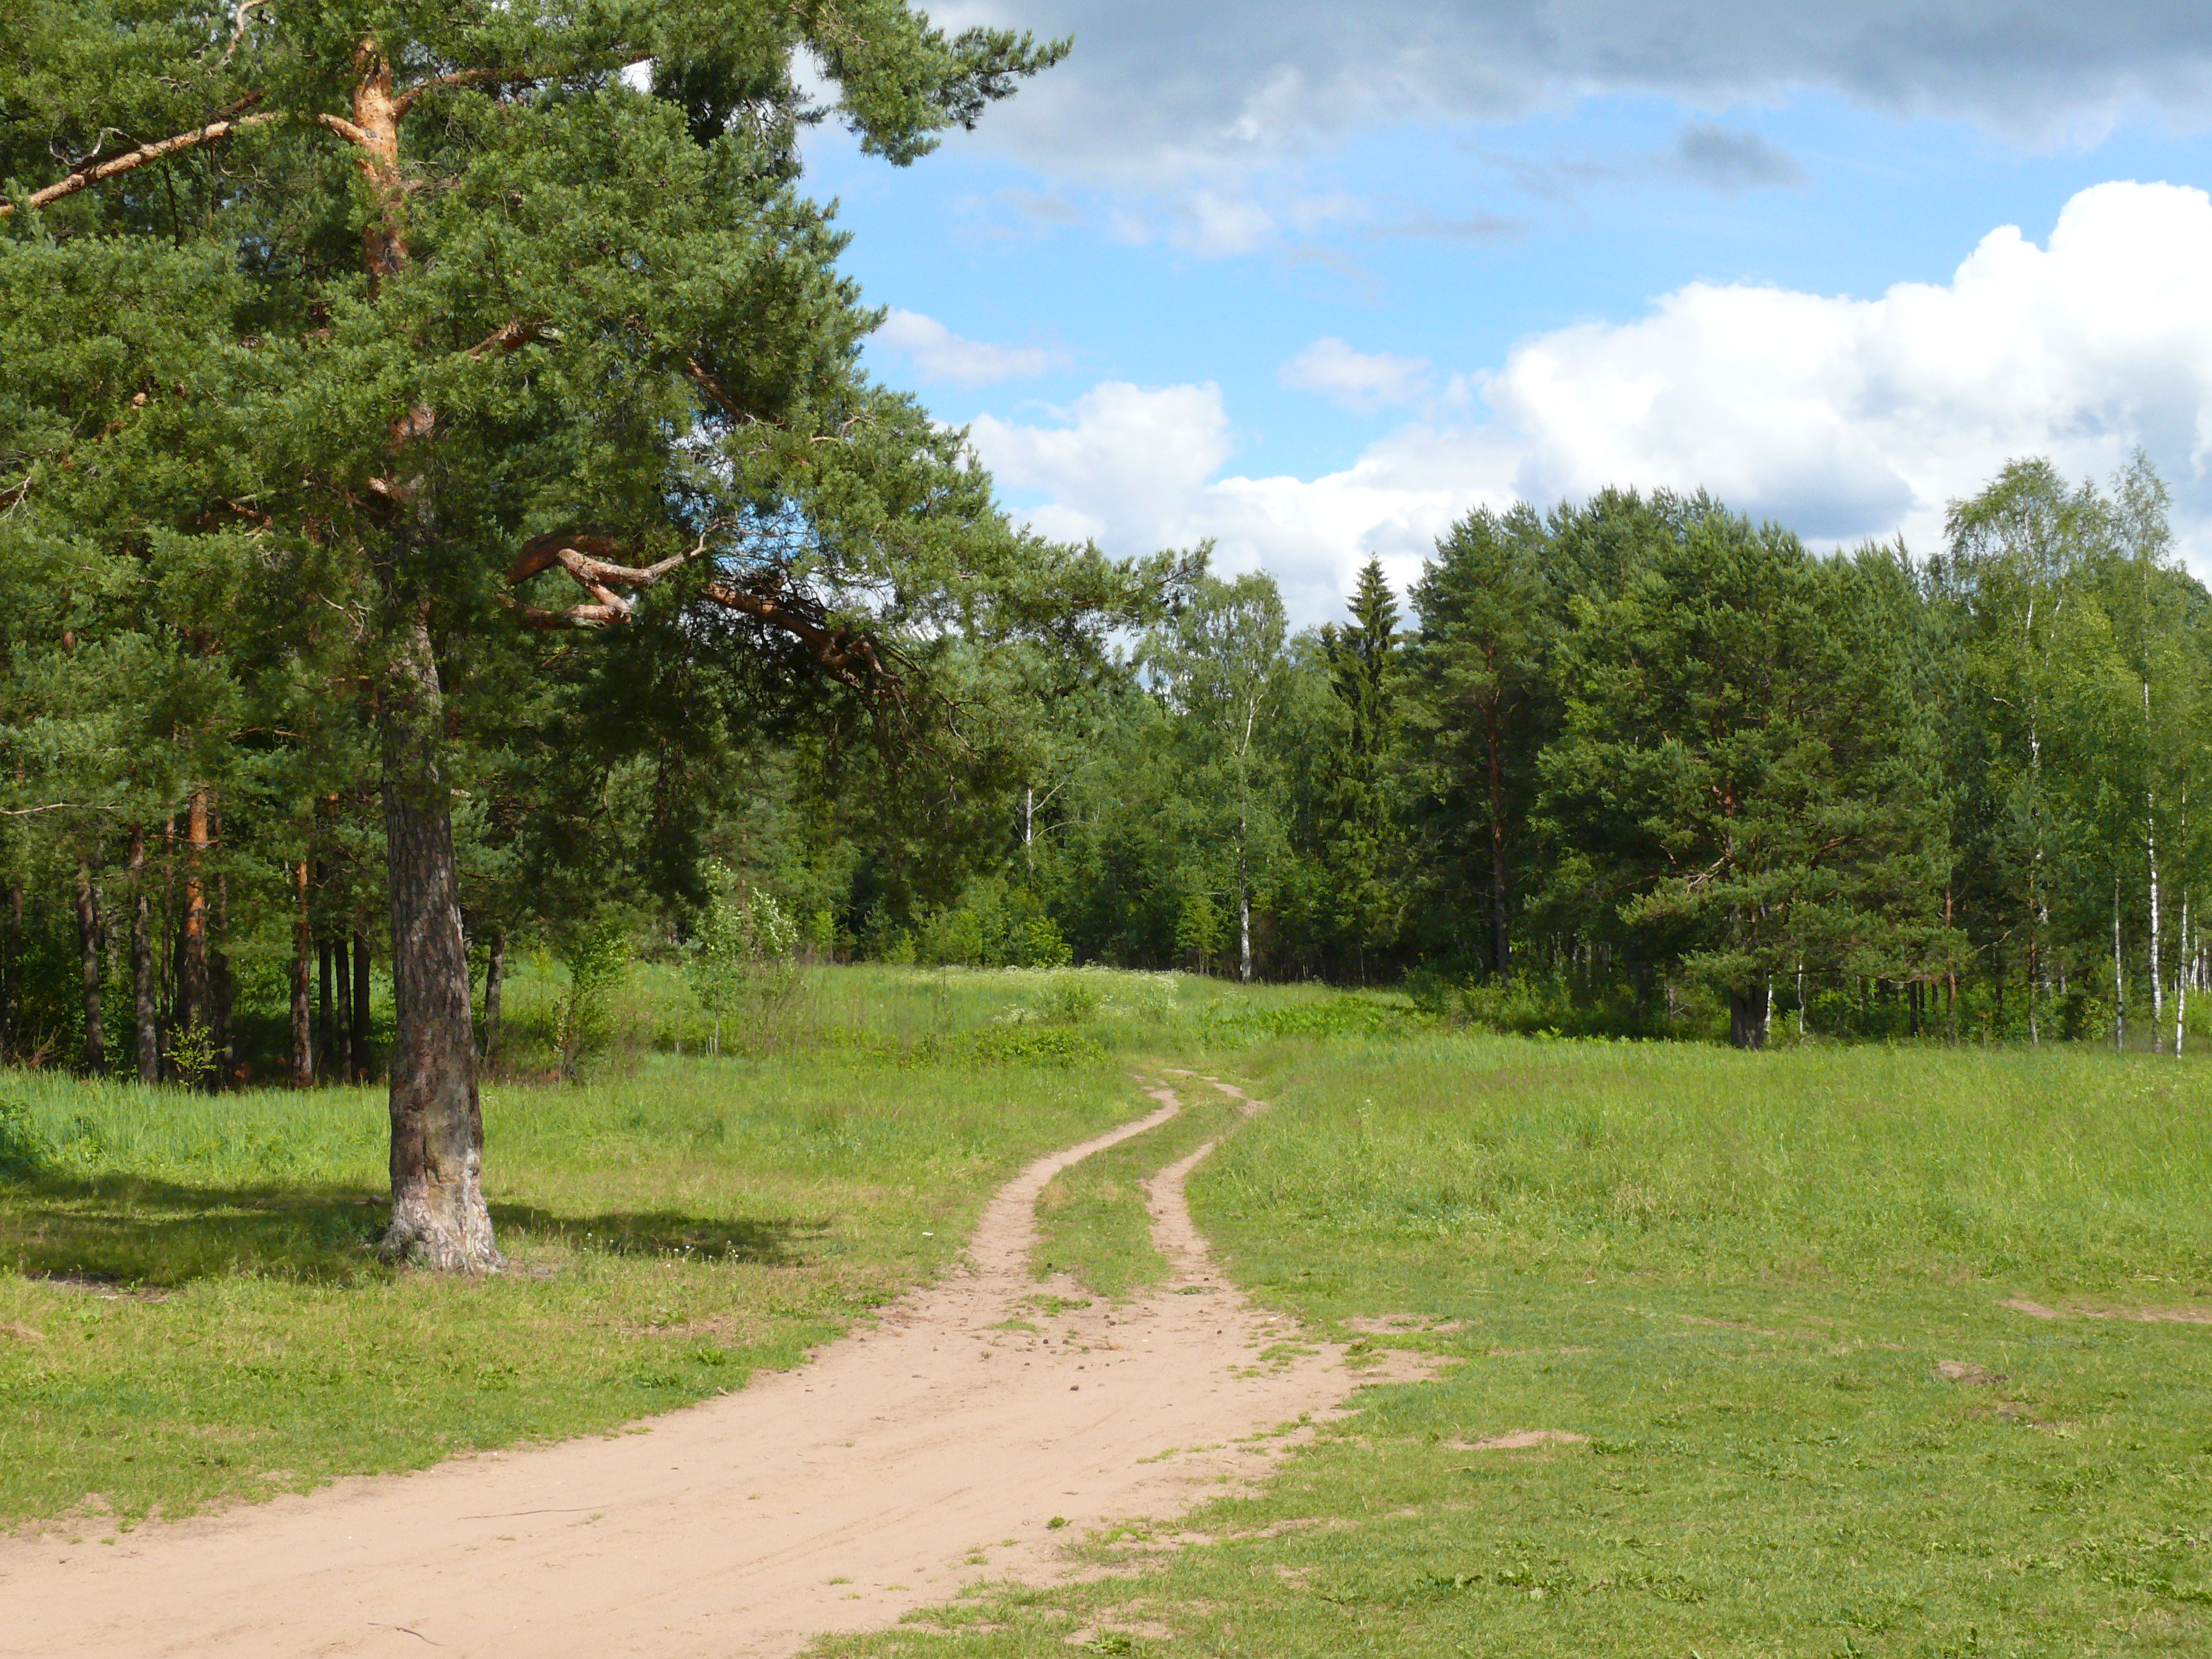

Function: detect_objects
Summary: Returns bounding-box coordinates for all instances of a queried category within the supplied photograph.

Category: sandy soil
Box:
[0,1079,1367,1658]
[2004,1296,2212,1324]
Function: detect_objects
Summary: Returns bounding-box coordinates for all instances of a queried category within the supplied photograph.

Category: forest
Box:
[7,447,2207,1067]
[5,4,2210,1105]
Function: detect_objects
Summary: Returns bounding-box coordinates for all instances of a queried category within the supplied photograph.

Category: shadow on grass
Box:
[0,1173,827,1289]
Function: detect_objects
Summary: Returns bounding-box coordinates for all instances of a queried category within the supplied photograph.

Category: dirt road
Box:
[0,1079,1362,1658]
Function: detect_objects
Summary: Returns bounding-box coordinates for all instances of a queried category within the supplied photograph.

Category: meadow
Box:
[821,1034,2212,1659]
[5,967,2211,1658]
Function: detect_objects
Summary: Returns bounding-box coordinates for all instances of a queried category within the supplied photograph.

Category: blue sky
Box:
[800,2,2212,622]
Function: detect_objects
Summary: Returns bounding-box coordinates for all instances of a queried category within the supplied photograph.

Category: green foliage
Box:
[960,1024,1107,1068]
[1200,995,1419,1041]
[555,924,633,1080]
[1034,974,1103,1025]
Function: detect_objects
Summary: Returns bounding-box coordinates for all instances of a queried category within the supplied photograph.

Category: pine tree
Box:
[2,1,1133,1269]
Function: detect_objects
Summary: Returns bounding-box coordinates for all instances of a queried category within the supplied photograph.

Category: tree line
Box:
[1011,456,2210,1052]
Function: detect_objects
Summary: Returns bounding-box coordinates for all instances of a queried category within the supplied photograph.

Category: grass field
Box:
[816,1034,2212,1659]
[8,970,2212,1657]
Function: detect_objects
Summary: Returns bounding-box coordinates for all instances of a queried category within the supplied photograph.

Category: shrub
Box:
[961,1025,1108,1067]
[1037,974,1104,1025]
[557,923,634,1079]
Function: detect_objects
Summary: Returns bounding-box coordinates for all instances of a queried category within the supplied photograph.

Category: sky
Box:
[802,1,2212,623]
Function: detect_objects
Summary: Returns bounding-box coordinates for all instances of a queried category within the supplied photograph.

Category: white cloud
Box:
[964,181,2212,622]
[1278,338,1435,414]
[969,382,1238,547]
[871,309,1067,385]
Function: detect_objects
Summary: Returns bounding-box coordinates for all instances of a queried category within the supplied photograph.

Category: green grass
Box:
[490,956,1406,1074]
[1033,1078,1245,1300]
[16,976,2212,1655]
[0,1049,1148,1530]
[813,1036,2212,1659]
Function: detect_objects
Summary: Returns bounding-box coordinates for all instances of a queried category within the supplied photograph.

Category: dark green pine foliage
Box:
[1536,497,1954,1047]
[1310,557,1403,981]
[1403,508,1553,980]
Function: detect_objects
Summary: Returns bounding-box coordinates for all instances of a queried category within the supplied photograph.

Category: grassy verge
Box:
[0,1052,1146,1532]
[1033,1076,1246,1300]
[814,1037,2212,1659]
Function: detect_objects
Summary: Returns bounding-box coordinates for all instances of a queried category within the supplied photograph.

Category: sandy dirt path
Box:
[0,1079,1359,1658]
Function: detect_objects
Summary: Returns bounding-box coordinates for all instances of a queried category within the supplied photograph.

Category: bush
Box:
[961,1025,1108,1067]
[1037,974,1104,1025]
[557,923,633,1079]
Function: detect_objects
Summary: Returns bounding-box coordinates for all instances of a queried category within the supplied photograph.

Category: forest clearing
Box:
[4,965,2208,1657]
[10,4,2212,1657]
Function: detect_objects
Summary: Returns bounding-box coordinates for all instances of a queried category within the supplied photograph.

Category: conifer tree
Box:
[2,2,1150,1269]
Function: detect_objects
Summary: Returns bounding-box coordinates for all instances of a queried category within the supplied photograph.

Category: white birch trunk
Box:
[2176,897,2189,1059]
[2114,876,2127,1053]
[2150,811,2164,1050]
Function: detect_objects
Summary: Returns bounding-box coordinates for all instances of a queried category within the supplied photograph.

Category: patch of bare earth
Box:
[0,1081,1381,1659]
[1452,1430,1588,1452]
[2003,1296,2212,1325]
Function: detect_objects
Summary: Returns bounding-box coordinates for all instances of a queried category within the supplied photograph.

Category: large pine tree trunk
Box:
[377,602,500,1271]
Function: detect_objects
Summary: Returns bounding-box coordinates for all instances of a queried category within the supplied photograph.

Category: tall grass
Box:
[1207,1036,2212,1287]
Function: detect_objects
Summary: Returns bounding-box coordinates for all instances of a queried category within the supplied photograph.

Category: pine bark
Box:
[377,603,500,1271]
[481,930,505,1065]
[1729,984,1770,1050]
[290,857,314,1088]
[77,862,104,1077]
[130,823,156,1082]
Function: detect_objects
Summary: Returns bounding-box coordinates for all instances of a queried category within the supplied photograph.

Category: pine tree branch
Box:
[212,0,267,70]
[312,110,376,149]
[500,523,904,702]
[391,53,650,119]
[466,319,551,359]
[2,96,273,219]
